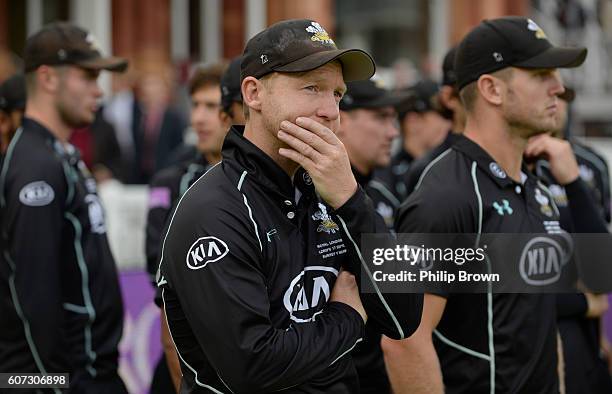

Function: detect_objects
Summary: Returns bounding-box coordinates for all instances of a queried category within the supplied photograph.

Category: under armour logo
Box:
[260,54,268,64]
[493,52,503,62]
[493,199,513,216]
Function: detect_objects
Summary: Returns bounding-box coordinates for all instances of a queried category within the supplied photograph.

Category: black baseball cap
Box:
[340,79,404,111]
[221,56,242,110]
[455,16,587,90]
[442,46,458,87]
[24,22,128,73]
[0,74,26,113]
[241,19,375,83]
[395,80,440,117]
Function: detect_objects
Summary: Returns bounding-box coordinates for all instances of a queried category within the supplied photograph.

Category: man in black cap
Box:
[0,74,26,154]
[220,56,245,126]
[338,79,402,230]
[0,22,128,392]
[377,80,451,201]
[382,16,586,393]
[146,62,228,394]
[402,47,467,197]
[527,90,612,394]
[157,19,422,393]
[335,78,403,393]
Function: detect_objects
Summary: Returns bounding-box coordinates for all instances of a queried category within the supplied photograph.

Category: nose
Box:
[315,92,340,123]
[191,106,205,126]
[387,118,400,139]
[550,70,565,97]
[93,82,103,99]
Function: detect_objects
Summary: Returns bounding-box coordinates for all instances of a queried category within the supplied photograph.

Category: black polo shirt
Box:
[157,126,422,393]
[396,134,561,394]
[404,131,461,197]
[146,153,209,283]
[534,144,612,394]
[351,168,399,394]
[353,169,400,232]
[537,140,611,226]
[375,148,414,202]
[0,118,124,381]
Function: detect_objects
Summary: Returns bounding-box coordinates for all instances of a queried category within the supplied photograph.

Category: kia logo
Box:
[185,237,229,270]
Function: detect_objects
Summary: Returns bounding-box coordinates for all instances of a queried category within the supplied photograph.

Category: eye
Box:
[334,90,344,99]
[304,85,318,92]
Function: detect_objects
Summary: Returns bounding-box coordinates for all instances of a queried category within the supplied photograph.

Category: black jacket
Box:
[157,126,422,393]
[0,118,124,382]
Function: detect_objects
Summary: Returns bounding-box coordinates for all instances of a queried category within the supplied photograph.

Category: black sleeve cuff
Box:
[326,301,366,334]
[556,293,588,318]
[334,186,369,218]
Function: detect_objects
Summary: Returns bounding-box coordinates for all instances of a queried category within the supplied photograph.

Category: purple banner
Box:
[118,270,162,394]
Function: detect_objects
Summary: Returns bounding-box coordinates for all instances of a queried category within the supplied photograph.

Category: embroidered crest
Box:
[305,22,335,45]
[312,203,339,234]
[527,19,547,39]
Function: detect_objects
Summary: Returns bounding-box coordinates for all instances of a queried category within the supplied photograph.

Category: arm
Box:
[4,161,69,371]
[161,204,365,393]
[334,187,423,339]
[381,294,447,394]
[557,331,566,394]
[160,306,182,393]
[564,179,609,233]
[277,117,423,340]
[145,173,176,280]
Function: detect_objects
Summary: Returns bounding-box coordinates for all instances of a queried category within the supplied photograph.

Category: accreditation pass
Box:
[0,373,69,389]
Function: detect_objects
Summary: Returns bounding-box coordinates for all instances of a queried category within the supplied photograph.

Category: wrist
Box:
[328,181,358,210]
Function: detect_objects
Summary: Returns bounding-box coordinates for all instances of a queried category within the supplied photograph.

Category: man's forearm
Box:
[161,308,182,393]
[382,335,444,394]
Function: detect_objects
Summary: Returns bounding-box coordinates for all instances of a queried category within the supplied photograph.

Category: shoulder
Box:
[572,140,609,172]
[166,163,248,237]
[150,163,188,189]
[2,130,66,198]
[397,149,478,233]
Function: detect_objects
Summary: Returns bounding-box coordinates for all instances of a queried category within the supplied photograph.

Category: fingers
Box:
[278,147,315,171]
[524,139,547,159]
[294,117,339,146]
[279,120,332,156]
[277,129,323,163]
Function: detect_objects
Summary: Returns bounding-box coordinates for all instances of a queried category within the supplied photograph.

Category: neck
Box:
[403,136,425,159]
[452,114,465,134]
[349,157,371,178]
[463,112,525,182]
[204,151,222,165]
[25,97,72,143]
[243,119,300,176]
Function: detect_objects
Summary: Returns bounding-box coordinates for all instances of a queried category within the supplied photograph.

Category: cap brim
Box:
[515,46,587,69]
[78,56,128,72]
[273,49,375,82]
[358,91,407,109]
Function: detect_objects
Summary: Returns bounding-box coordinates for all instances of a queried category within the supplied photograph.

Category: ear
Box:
[438,86,454,109]
[241,76,263,114]
[219,110,231,130]
[36,65,61,94]
[477,74,503,106]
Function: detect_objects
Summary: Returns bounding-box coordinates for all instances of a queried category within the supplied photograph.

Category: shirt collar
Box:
[22,117,80,162]
[222,125,310,200]
[452,135,535,188]
[22,117,57,144]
